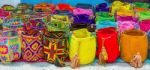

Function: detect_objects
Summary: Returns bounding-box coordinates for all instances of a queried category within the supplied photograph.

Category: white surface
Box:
[0,62,150,70]
[0,0,20,7]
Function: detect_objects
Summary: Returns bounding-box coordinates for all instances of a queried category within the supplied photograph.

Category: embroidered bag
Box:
[47,14,71,31]
[34,3,55,13]
[3,19,23,31]
[1,5,15,11]
[0,31,21,64]
[21,29,44,62]
[43,30,68,67]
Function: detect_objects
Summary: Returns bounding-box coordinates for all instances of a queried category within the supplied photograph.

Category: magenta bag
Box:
[73,8,94,16]
[140,19,150,32]
[117,21,135,33]
[116,15,139,29]
[116,15,138,22]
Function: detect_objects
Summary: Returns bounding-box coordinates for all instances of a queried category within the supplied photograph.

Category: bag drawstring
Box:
[130,52,143,68]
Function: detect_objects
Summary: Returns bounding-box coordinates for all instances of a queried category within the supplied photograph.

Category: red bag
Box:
[56,4,74,12]
[96,27,119,63]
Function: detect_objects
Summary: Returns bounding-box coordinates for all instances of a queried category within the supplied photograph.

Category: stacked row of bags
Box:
[0,1,150,68]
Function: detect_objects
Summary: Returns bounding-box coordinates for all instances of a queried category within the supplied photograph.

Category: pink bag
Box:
[140,19,150,32]
[117,21,135,33]
[73,8,94,16]
[116,15,138,22]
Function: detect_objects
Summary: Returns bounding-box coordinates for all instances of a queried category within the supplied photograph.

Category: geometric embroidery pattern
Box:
[43,32,68,64]
[22,35,44,62]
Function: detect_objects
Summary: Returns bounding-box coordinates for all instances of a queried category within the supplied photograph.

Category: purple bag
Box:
[96,3,109,12]
[140,19,150,32]
[73,8,94,16]
[73,14,95,24]
[71,14,95,32]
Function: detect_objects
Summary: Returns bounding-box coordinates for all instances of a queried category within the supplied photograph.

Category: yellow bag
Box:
[110,1,123,16]
[69,29,96,65]
[120,29,148,62]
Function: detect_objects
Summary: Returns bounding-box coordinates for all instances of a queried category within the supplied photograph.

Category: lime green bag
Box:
[96,12,115,22]
[69,29,96,65]
[138,11,150,21]
[133,2,149,8]
[47,15,72,31]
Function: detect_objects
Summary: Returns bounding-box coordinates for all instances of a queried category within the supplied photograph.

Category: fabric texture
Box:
[96,27,119,62]
[120,29,148,62]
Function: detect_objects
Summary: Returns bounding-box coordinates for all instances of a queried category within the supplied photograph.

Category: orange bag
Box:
[120,29,148,62]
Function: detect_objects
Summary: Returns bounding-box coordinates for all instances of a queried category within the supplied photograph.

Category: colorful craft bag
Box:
[117,21,135,33]
[138,11,150,21]
[96,27,119,63]
[1,5,15,11]
[43,30,68,67]
[47,14,72,31]
[123,0,150,3]
[96,3,109,12]
[15,3,32,14]
[56,4,74,12]
[120,29,148,62]
[3,19,23,31]
[34,3,55,13]
[0,9,11,30]
[96,12,115,22]
[75,3,95,12]
[147,30,150,59]
[72,14,95,32]
[110,1,123,16]
[133,2,150,8]
[73,8,94,16]
[139,19,150,32]
[96,21,117,30]
[21,29,44,62]
[69,29,96,66]
[0,31,21,64]
[73,14,95,25]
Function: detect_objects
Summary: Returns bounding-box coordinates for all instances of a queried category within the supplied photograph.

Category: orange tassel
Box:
[71,53,80,69]
[130,52,143,68]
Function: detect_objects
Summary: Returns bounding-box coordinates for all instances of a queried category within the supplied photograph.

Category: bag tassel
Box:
[71,53,80,69]
[130,52,143,68]
[98,38,108,66]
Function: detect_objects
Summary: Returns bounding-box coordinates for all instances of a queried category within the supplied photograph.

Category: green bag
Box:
[46,15,72,32]
[138,11,150,21]
[133,2,149,8]
[96,12,115,22]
